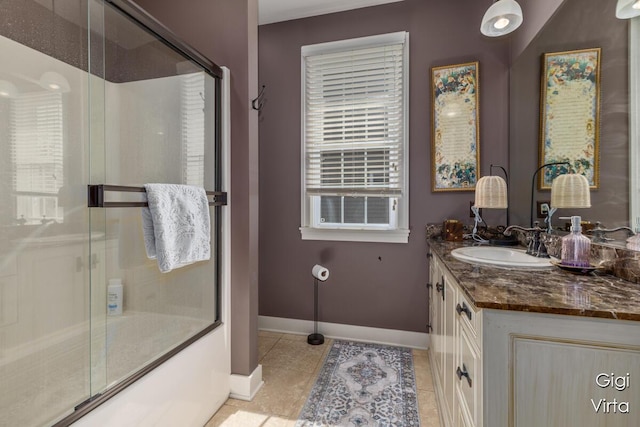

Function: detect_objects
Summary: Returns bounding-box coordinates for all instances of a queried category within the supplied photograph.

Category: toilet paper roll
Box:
[311,264,329,281]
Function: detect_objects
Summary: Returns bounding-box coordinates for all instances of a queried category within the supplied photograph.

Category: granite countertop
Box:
[428,238,640,321]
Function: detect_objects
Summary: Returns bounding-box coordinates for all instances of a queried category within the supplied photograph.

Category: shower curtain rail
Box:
[87,184,227,208]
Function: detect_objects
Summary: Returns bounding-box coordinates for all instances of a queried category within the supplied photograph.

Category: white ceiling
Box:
[259,0,405,25]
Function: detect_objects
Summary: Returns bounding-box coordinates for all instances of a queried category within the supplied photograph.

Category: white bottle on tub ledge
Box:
[107,278,123,316]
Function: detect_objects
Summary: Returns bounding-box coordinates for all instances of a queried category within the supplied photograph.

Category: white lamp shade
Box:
[616,0,640,19]
[550,174,591,208]
[481,0,523,37]
[475,175,508,209]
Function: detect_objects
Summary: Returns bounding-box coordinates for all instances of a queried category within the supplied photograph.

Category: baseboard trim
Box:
[229,364,264,401]
[258,316,429,350]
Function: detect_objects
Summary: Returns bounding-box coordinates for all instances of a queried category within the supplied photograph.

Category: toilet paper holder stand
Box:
[308,275,324,345]
[308,262,332,345]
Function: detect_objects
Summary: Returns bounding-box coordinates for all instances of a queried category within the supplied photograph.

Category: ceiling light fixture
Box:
[616,0,640,19]
[39,71,70,93]
[0,80,18,98]
[481,0,523,37]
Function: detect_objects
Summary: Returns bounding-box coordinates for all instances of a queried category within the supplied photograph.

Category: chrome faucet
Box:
[587,222,636,243]
[504,222,550,258]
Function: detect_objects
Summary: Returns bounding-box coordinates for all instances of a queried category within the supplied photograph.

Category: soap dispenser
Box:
[561,216,591,267]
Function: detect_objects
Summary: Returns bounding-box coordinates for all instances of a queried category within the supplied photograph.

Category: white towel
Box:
[141,183,211,273]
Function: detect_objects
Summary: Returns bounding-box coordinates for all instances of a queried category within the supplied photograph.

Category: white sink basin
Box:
[450,246,553,268]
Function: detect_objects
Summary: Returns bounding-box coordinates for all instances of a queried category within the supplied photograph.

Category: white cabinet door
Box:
[16,243,88,344]
[513,337,639,427]
[485,309,640,427]
[11,243,104,345]
[442,274,458,422]
[457,324,481,427]
[430,256,444,376]
[429,254,456,426]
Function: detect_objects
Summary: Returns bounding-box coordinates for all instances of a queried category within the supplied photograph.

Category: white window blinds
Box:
[303,33,407,197]
[10,91,65,223]
[181,72,206,187]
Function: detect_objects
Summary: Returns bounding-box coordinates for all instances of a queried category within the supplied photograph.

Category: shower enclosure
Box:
[0,1,226,426]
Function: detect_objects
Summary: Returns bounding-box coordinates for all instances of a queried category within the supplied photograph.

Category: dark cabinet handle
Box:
[436,281,445,301]
[456,364,472,387]
[456,302,472,321]
[426,282,433,289]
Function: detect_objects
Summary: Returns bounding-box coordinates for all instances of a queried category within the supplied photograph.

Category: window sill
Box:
[299,227,409,243]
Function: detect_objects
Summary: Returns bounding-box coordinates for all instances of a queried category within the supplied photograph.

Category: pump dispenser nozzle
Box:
[570,215,582,232]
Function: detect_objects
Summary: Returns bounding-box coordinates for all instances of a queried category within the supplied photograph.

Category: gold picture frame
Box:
[539,48,601,189]
[431,61,480,192]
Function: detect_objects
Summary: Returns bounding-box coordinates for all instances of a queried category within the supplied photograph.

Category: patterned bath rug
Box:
[297,340,420,426]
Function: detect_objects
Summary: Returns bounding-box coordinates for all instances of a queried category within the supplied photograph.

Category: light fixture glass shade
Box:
[39,71,70,93]
[616,0,640,19]
[480,0,523,37]
[0,80,18,98]
[550,174,591,208]
[475,175,508,208]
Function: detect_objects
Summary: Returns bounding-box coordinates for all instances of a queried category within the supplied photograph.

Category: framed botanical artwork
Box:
[431,61,480,192]
[539,48,601,189]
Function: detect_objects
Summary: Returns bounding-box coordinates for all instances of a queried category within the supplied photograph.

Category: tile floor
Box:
[204,331,441,426]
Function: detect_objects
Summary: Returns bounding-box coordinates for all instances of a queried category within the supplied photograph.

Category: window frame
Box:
[300,31,410,244]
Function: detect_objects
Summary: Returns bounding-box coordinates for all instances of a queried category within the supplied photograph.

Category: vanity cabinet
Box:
[428,251,483,427]
[428,249,640,427]
[483,310,640,427]
[3,239,107,351]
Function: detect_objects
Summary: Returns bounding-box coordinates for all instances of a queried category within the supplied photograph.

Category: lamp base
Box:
[307,333,324,345]
[490,235,519,246]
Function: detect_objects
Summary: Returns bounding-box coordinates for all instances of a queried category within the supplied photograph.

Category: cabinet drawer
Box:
[457,325,481,427]
[456,289,480,338]
[457,390,476,427]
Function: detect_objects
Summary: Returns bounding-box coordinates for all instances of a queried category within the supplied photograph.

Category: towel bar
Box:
[87,184,227,208]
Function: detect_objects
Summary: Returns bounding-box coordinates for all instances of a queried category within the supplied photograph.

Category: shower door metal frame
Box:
[53,0,226,425]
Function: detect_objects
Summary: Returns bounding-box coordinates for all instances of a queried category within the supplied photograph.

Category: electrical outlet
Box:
[470,201,482,218]
[536,201,550,218]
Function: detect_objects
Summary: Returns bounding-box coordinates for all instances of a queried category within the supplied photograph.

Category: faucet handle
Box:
[586,221,635,243]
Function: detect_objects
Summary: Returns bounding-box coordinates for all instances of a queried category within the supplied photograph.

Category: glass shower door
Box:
[88,0,220,394]
[0,1,223,425]
[0,1,94,425]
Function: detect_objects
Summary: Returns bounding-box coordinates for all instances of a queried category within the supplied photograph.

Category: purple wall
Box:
[134,0,260,376]
[258,0,510,332]
[510,0,566,61]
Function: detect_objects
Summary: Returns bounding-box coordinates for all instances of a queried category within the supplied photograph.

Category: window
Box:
[11,92,65,224]
[181,71,206,186]
[300,32,409,243]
